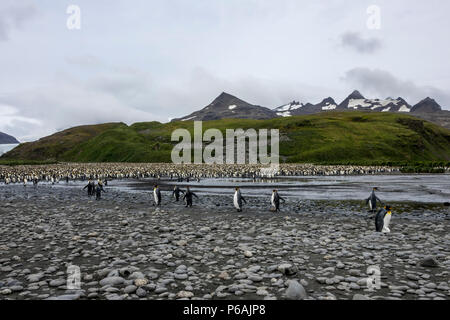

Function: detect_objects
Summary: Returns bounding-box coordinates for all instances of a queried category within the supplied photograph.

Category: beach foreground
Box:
[0,184,449,300]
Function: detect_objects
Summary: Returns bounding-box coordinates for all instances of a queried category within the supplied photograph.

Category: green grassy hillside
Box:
[2,112,450,164]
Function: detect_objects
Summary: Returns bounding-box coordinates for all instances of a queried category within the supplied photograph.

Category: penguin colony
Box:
[0,163,406,233]
[0,163,404,185]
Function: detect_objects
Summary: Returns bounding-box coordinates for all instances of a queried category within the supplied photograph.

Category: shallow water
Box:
[9,174,450,203]
[115,174,450,204]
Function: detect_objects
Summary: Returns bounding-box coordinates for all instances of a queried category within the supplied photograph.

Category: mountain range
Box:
[173,90,446,123]
[0,132,19,144]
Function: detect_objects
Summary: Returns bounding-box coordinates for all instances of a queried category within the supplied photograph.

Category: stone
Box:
[124,285,137,294]
[285,280,307,300]
[49,279,66,287]
[244,250,253,258]
[134,279,148,287]
[420,257,440,268]
[136,287,147,297]
[99,276,125,287]
[177,290,194,298]
[277,263,298,275]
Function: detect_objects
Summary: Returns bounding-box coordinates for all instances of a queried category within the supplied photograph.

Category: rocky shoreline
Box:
[0,184,449,300]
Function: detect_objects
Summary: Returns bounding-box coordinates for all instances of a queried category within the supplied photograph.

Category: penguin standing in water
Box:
[172,186,184,202]
[183,186,198,207]
[233,187,247,212]
[95,182,106,200]
[366,187,383,214]
[375,205,392,233]
[271,189,285,212]
[83,180,94,196]
[153,185,162,206]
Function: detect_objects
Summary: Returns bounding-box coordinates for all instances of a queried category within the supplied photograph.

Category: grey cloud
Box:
[150,68,336,119]
[0,2,37,41]
[0,75,164,142]
[342,67,450,108]
[65,55,105,69]
[340,32,382,54]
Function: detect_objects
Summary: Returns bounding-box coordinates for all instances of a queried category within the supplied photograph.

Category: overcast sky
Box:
[1,0,449,141]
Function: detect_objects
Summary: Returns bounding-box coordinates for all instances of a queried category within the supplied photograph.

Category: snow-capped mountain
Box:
[172,91,445,123]
[171,92,275,122]
[273,101,304,117]
[316,97,338,111]
[272,97,338,115]
[338,91,411,112]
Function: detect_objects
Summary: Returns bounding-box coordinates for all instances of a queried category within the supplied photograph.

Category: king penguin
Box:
[233,187,247,212]
[172,186,184,202]
[183,186,198,207]
[366,187,383,214]
[271,189,285,212]
[375,205,392,233]
[153,185,162,206]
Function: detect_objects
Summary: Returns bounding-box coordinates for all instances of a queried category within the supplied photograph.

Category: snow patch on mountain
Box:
[273,101,303,112]
[399,105,410,112]
[276,111,292,117]
[182,116,196,121]
[322,102,337,111]
[348,99,372,109]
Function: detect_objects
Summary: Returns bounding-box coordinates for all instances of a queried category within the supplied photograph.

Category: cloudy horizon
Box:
[1,0,449,142]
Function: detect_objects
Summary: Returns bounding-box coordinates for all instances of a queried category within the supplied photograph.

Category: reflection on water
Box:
[6,174,450,204]
[119,174,450,203]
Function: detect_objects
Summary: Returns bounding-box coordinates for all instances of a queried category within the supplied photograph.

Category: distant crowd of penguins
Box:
[0,163,404,185]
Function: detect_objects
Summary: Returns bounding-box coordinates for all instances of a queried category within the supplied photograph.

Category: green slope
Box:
[2,112,450,164]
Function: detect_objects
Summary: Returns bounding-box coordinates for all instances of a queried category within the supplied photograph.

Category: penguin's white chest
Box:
[234,192,240,209]
[154,190,159,202]
[271,193,275,207]
[382,213,391,233]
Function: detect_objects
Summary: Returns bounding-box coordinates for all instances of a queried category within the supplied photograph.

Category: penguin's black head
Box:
[235,187,239,191]
[273,189,277,193]
[373,187,378,191]
[384,205,392,211]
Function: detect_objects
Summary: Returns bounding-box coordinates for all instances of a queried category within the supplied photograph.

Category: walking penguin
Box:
[271,189,285,212]
[183,186,198,207]
[153,185,162,206]
[366,187,383,214]
[375,205,393,233]
[233,187,247,212]
[172,186,185,202]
